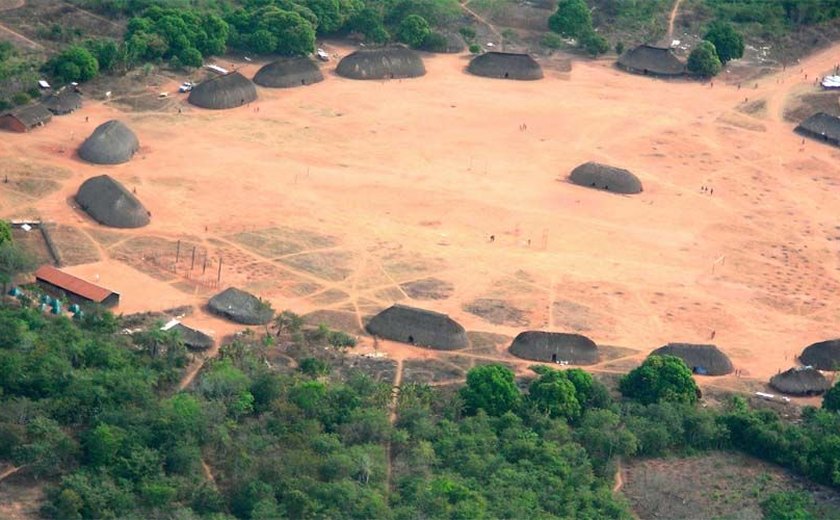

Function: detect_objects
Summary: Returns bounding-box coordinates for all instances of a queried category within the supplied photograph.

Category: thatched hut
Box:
[795,112,840,147]
[78,120,139,165]
[617,45,685,77]
[171,323,214,351]
[508,331,599,364]
[366,304,468,350]
[336,46,426,80]
[770,366,831,396]
[649,343,733,375]
[76,175,150,228]
[0,104,52,132]
[208,287,274,325]
[800,339,840,371]
[43,89,82,115]
[569,162,643,194]
[467,52,543,80]
[188,71,257,109]
[253,58,324,88]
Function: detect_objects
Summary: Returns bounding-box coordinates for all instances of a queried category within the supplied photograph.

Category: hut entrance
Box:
[408,335,415,344]
[504,72,509,78]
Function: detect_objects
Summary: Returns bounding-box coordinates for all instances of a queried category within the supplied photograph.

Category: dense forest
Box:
[1,297,840,518]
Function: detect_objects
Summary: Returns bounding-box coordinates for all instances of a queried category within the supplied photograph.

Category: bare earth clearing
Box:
[1,42,840,405]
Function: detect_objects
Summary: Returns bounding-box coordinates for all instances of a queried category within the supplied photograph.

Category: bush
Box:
[11,92,29,106]
[396,14,431,48]
[420,31,449,52]
[541,32,564,50]
[580,30,609,56]
[687,40,722,77]
[327,330,356,349]
[468,43,481,54]
[459,26,476,42]
[299,357,331,377]
[44,45,99,84]
[615,41,624,55]
[619,355,699,405]
[0,99,10,111]
[548,0,593,39]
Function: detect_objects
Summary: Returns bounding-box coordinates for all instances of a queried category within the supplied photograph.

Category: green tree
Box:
[460,364,521,416]
[580,29,609,56]
[687,40,722,77]
[761,491,816,520]
[619,355,699,405]
[45,45,100,84]
[527,368,581,421]
[823,379,840,412]
[83,39,122,73]
[396,14,431,48]
[703,21,744,64]
[0,220,12,245]
[348,7,390,44]
[0,242,34,295]
[548,0,593,39]
[261,8,317,56]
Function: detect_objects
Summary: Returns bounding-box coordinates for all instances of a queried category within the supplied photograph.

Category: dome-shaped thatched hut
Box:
[770,366,831,396]
[76,175,149,228]
[208,287,274,325]
[253,58,324,88]
[649,343,733,375]
[336,46,426,80]
[43,89,82,115]
[188,72,257,109]
[467,52,543,80]
[78,120,139,165]
[366,304,468,350]
[172,323,214,351]
[569,162,643,194]
[795,112,840,147]
[617,45,685,77]
[509,331,599,364]
[800,339,840,371]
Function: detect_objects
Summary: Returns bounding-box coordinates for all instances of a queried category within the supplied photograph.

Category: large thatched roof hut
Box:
[509,331,599,364]
[253,58,324,88]
[569,162,643,194]
[649,343,733,375]
[76,175,149,228]
[43,89,82,115]
[0,104,52,132]
[366,304,468,350]
[770,366,831,396]
[336,46,425,80]
[188,71,257,109]
[208,287,274,325]
[78,120,139,165]
[617,45,685,77]
[795,112,840,147]
[467,52,543,80]
[171,323,214,351]
[800,339,840,371]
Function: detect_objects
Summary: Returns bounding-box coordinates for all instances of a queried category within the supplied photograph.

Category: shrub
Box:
[420,31,449,52]
[468,43,481,54]
[459,26,476,42]
[541,32,564,50]
[11,92,29,106]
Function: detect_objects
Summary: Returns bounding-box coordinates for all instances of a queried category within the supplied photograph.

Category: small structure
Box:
[800,339,840,371]
[336,46,426,80]
[508,331,599,364]
[568,162,643,194]
[253,58,324,88]
[76,175,150,228]
[649,343,733,376]
[43,89,82,115]
[78,120,139,165]
[188,71,257,110]
[0,104,53,133]
[366,304,468,350]
[467,52,543,80]
[35,265,120,307]
[769,366,831,396]
[795,112,840,147]
[617,45,685,77]
[162,320,214,351]
[208,287,274,325]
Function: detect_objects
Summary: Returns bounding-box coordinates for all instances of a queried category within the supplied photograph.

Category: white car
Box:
[179,82,194,93]
[316,48,329,62]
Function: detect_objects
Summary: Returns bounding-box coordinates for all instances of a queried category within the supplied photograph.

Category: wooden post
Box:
[175,240,181,264]
[191,246,196,270]
[217,257,222,285]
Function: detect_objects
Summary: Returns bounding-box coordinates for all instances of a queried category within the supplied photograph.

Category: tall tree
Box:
[460,364,521,416]
[687,40,722,78]
[704,21,744,64]
[619,355,699,405]
[548,0,593,39]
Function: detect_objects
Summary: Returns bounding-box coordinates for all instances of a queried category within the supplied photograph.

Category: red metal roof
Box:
[34,265,117,303]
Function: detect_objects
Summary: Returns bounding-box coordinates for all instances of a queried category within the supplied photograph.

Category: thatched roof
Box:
[467,52,543,80]
[172,323,214,351]
[366,304,468,350]
[188,71,257,109]
[76,175,149,228]
[3,104,52,129]
[253,58,324,88]
[208,287,273,325]
[336,46,426,80]
[43,90,82,115]
[649,343,733,375]
[770,366,831,396]
[795,112,840,146]
[508,331,599,364]
[569,162,643,194]
[800,339,840,370]
[617,45,685,76]
[78,120,139,165]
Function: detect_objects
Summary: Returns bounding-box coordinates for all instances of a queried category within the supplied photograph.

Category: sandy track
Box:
[667,0,683,39]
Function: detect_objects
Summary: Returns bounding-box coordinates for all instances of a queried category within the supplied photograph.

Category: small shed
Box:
[0,104,53,133]
[34,265,120,307]
[43,89,83,115]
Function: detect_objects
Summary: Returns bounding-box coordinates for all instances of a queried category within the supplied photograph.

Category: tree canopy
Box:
[548,0,593,39]
[704,21,744,64]
[619,355,699,405]
[43,45,100,84]
[687,40,723,77]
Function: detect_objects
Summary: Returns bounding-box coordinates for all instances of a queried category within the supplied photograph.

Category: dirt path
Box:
[460,0,502,44]
[0,466,23,483]
[613,458,624,493]
[385,358,404,498]
[667,0,683,39]
[201,459,216,486]
[0,0,42,50]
